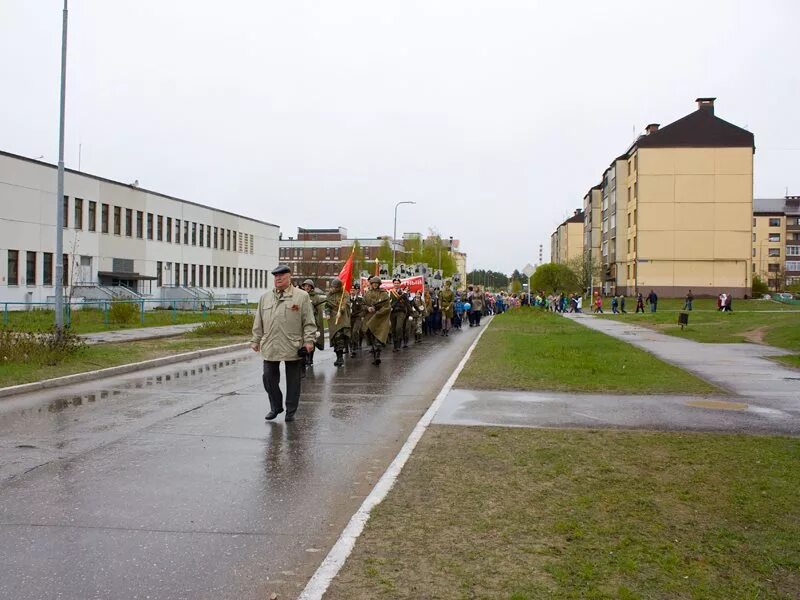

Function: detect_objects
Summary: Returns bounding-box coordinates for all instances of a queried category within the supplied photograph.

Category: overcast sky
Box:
[2,1,799,273]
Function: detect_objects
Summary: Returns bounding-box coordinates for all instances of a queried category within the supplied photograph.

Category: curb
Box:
[298,316,493,600]
[0,342,250,400]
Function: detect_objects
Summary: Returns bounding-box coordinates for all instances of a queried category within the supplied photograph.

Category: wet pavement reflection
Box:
[0,325,483,599]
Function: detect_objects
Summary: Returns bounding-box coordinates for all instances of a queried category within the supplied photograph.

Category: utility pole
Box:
[54,0,69,335]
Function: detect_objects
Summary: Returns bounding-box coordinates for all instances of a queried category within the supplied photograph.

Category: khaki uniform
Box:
[325,290,351,353]
[307,289,327,351]
[363,287,391,344]
[440,287,455,319]
[350,294,366,355]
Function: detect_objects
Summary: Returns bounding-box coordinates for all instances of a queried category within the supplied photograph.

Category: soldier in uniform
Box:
[470,285,485,326]
[325,278,351,367]
[389,277,411,351]
[439,280,455,336]
[362,275,391,365]
[301,279,326,366]
[349,282,366,358]
[250,264,317,422]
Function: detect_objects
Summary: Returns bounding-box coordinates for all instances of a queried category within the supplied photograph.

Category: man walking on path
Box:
[647,289,658,313]
[300,279,326,366]
[470,286,485,326]
[251,265,317,422]
[363,275,391,365]
[325,278,351,367]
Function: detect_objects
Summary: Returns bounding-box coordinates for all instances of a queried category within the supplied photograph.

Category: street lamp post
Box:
[392,201,415,275]
[54,0,69,334]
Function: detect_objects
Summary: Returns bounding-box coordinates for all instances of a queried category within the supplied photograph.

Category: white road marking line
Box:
[298,318,492,600]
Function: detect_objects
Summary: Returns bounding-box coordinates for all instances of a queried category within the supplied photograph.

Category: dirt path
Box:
[742,326,768,345]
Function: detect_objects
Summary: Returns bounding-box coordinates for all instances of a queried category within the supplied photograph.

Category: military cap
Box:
[271,264,291,275]
[392,277,402,284]
[330,278,343,290]
[353,282,361,289]
[302,279,315,288]
[369,275,382,284]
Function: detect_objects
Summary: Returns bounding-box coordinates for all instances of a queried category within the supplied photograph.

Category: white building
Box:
[0,151,279,307]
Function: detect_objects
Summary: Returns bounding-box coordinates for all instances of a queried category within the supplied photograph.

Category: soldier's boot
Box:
[334,350,344,367]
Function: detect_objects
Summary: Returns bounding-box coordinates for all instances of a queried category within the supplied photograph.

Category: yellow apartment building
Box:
[753,196,800,290]
[582,184,602,276]
[550,210,585,265]
[624,98,754,297]
[601,156,629,294]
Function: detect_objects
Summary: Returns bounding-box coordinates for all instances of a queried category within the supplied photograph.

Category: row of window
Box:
[5,249,270,290]
[755,217,800,227]
[155,261,269,289]
[278,246,381,261]
[754,248,783,258]
[6,250,67,286]
[61,197,256,253]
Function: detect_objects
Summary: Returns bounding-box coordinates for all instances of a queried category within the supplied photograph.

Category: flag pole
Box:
[335,245,355,324]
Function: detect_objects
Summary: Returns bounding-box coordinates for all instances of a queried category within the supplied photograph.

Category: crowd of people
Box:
[249,264,521,422]
[302,276,518,367]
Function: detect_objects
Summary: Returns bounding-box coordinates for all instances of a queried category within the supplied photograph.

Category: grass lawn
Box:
[455,309,719,395]
[0,307,253,334]
[0,333,245,388]
[326,427,800,600]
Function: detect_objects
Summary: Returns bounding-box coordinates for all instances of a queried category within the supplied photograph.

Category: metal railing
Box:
[1,298,257,329]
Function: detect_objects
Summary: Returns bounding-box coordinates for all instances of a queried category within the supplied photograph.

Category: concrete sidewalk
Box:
[563,313,799,404]
[435,313,799,435]
[79,323,201,344]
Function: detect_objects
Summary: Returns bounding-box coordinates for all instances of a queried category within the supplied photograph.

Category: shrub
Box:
[752,275,769,296]
[0,327,85,366]
[109,300,139,325]
[191,313,253,336]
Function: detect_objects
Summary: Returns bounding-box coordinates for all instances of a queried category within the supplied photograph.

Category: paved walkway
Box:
[79,323,201,344]
[435,314,799,434]
[562,313,798,404]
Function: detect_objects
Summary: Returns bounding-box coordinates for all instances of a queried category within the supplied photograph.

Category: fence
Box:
[1,298,256,330]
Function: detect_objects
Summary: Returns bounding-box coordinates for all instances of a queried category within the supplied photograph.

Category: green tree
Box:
[567,251,602,294]
[405,234,457,277]
[531,263,580,294]
[467,270,509,288]
[376,238,393,267]
[752,274,768,296]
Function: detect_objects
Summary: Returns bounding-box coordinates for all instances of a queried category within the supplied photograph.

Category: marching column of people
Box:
[252,264,509,422]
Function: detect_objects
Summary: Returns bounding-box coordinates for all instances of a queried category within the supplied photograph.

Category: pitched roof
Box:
[635,108,754,150]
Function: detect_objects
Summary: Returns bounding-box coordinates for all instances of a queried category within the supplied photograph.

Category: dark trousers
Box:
[471,310,482,326]
[391,311,406,349]
[262,360,303,416]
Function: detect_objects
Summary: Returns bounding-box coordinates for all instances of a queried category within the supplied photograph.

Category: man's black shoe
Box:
[285,413,295,422]
[265,409,284,421]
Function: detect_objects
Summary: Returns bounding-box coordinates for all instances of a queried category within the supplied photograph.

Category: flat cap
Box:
[270,264,291,275]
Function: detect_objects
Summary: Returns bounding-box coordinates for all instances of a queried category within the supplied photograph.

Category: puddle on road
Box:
[685,399,748,411]
[4,358,242,419]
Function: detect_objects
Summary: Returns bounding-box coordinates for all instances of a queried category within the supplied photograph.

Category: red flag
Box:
[337,247,355,292]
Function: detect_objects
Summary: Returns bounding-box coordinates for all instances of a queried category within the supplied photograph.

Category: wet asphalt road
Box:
[0,326,482,600]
